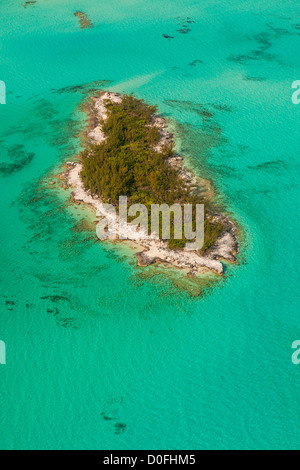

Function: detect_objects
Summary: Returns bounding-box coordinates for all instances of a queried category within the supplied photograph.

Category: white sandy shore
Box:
[65,92,238,275]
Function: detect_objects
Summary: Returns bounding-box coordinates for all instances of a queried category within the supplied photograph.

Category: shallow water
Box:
[0,0,300,449]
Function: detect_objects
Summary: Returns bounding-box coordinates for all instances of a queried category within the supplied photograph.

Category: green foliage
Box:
[81,94,224,251]
[168,238,186,250]
[201,217,224,253]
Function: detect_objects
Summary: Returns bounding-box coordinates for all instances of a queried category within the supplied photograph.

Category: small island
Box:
[63,92,238,275]
[74,11,93,29]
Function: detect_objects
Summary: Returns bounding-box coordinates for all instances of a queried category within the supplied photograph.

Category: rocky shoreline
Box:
[63,92,239,275]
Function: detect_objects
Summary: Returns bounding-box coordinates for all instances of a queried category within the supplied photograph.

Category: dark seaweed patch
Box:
[227,51,275,64]
[55,317,78,329]
[72,218,95,233]
[243,75,266,82]
[266,23,290,37]
[114,423,127,435]
[176,16,196,26]
[228,35,272,64]
[52,85,86,94]
[101,413,114,421]
[24,1,37,7]
[210,164,241,180]
[49,118,81,147]
[164,16,195,40]
[33,99,59,121]
[248,160,288,172]
[56,317,75,328]
[52,80,111,95]
[40,295,70,303]
[165,99,223,122]
[189,59,203,66]
[227,23,291,65]
[5,299,15,311]
[0,144,34,176]
[177,28,191,34]
[46,307,59,316]
[101,398,126,434]
[45,302,78,329]
[193,108,213,120]
[210,103,232,112]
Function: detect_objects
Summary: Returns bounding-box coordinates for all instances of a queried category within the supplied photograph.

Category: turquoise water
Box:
[0,0,300,450]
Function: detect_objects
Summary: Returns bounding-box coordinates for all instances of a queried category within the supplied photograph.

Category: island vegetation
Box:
[80,95,225,252]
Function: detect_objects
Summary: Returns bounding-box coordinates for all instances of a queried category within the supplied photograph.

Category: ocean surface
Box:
[0,0,300,450]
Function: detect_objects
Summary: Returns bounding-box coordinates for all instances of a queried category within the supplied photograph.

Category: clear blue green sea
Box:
[0,0,300,450]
